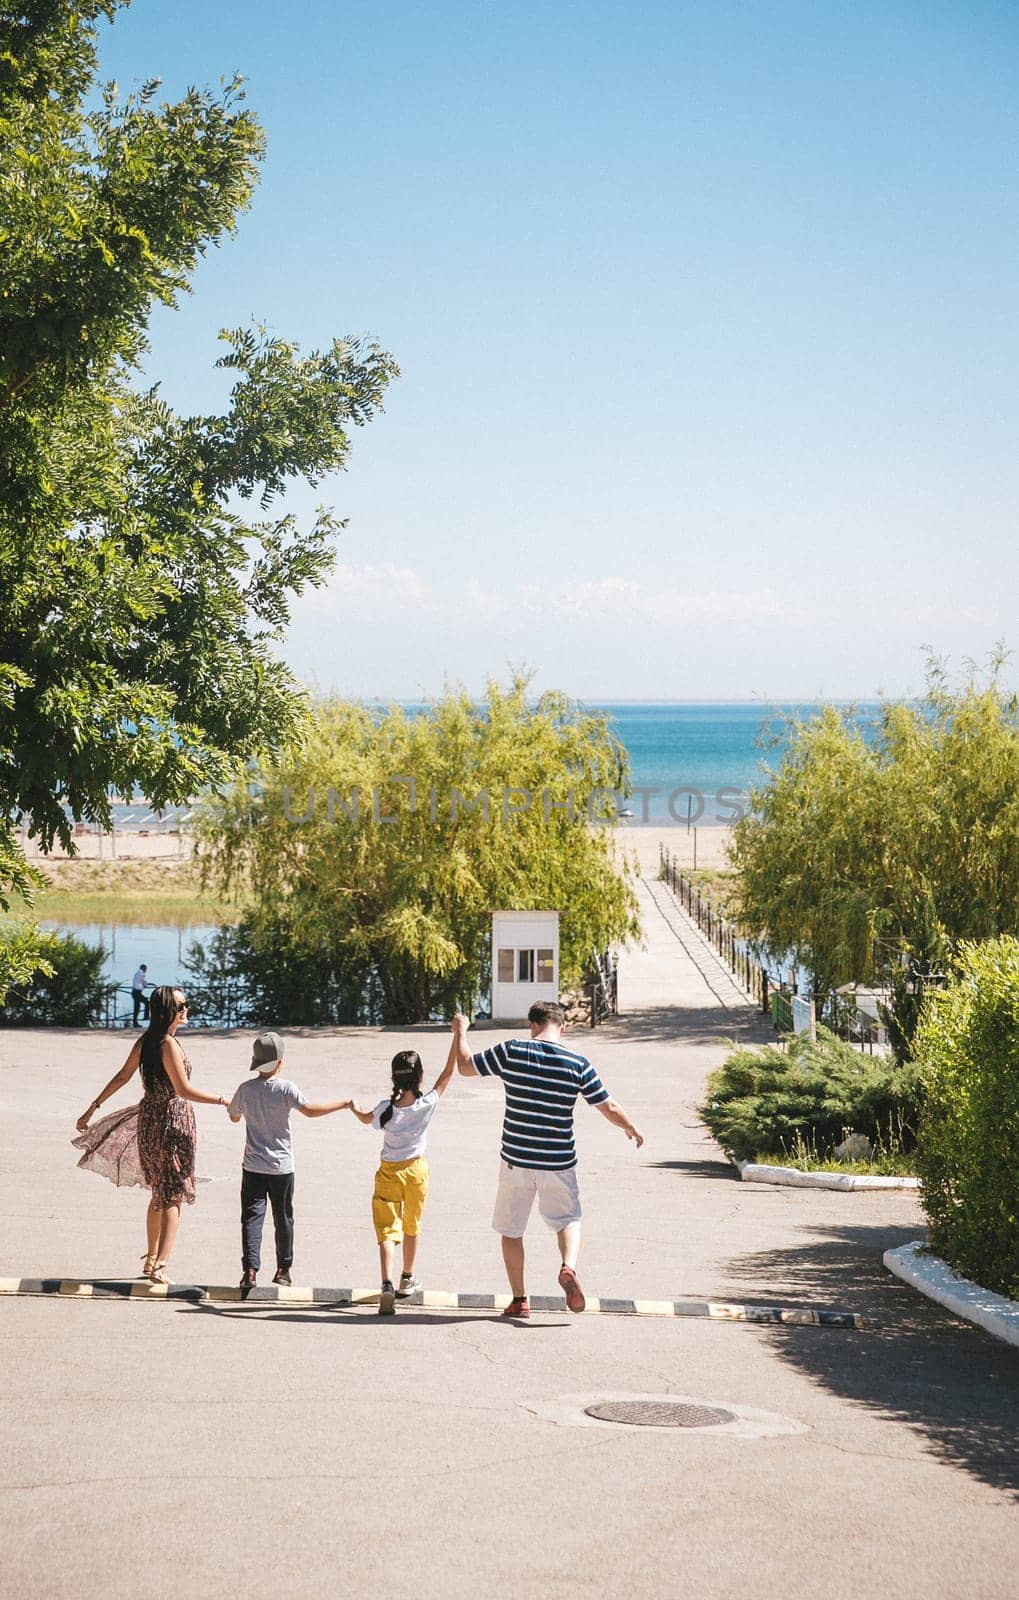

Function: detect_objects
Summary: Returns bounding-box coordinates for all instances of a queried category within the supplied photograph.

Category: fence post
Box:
[761,970,769,1015]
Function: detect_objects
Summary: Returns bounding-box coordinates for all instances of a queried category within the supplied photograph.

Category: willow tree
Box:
[197,680,641,1023]
[0,2,398,997]
[731,655,1019,994]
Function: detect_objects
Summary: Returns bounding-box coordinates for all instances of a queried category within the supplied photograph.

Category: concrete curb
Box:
[738,1160,920,1192]
[0,1276,875,1328]
[883,1242,1019,1348]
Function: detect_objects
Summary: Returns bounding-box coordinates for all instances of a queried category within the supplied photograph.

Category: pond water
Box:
[42,921,220,1017]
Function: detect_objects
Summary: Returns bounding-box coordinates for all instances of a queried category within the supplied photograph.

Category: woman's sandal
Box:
[149,1260,170,1285]
[140,1253,157,1280]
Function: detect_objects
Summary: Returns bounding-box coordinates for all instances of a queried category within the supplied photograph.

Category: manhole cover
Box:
[584,1400,736,1429]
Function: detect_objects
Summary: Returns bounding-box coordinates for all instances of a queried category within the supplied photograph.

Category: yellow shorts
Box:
[372,1157,430,1243]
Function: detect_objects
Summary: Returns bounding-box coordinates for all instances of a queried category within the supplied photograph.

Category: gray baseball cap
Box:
[250,1030,284,1071]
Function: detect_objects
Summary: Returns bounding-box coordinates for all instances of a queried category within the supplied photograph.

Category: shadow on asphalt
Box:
[605,1006,773,1046]
[724,1224,1019,1498]
[177,1304,572,1330]
[645,1157,741,1181]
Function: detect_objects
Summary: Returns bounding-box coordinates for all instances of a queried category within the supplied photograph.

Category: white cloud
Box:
[300,564,784,625]
[303,562,431,614]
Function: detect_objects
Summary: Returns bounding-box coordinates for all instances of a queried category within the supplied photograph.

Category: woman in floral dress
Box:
[73,986,228,1282]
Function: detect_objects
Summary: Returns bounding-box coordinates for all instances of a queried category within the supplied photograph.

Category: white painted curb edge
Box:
[738,1160,920,1192]
[884,1241,1019,1349]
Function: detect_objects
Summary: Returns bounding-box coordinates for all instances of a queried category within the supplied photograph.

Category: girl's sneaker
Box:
[396,1273,421,1298]
[379,1280,396,1316]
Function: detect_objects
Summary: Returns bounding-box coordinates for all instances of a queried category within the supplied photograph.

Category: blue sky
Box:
[98,1,1019,700]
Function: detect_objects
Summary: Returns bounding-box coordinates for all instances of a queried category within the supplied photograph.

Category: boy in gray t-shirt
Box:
[227,1031,349,1296]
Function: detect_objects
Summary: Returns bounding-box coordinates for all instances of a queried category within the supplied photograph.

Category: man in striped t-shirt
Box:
[453,1002,643,1319]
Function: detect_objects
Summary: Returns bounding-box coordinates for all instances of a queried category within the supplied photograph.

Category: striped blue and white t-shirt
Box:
[471,1038,609,1170]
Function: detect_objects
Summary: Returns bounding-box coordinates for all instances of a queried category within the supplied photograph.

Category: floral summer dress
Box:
[72,1049,197,1208]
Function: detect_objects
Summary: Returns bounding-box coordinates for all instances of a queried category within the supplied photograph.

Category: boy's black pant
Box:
[241,1169,295,1272]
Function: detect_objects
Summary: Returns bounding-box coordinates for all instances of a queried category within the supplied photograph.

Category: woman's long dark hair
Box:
[140,986,185,1092]
[379,1050,424,1128]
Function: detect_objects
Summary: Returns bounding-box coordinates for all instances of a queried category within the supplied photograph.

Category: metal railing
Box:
[587,949,619,1028]
[97,984,247,1031]
[658,846,888,1050]
[658,846,770,1012]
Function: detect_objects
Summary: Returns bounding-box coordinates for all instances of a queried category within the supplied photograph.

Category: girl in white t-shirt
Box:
[348,1038,457,1315]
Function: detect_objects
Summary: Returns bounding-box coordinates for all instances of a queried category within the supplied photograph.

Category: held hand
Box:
[452,1012,470,1033]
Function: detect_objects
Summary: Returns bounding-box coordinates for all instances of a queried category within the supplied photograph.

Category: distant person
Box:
[73,986,228,1283]
[131,963,153,1026]
[227,1031,351,1297]
[452,1004,643,1319]
[347,1038,458,1315]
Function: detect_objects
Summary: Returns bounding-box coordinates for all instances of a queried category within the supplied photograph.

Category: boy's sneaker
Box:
[272,1269,292,1287]
[395,1274,421,1297]
[558,1264,586,1313]
[379,1280,396,1316]
[502,1296,530,1319]
[239,1268,257,1301]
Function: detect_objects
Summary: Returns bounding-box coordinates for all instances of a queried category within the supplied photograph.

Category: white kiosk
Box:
[491,910,560,1021]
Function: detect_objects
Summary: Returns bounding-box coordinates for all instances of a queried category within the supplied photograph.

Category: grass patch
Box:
[26,859,241,928]
[689,868,736,912]
[752,1143,917,1178]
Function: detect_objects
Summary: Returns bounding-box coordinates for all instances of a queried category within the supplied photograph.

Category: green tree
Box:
[877,888,952,1065]
[0,2,398,996]
[197,679,641,1023]
[731,655,1019,993]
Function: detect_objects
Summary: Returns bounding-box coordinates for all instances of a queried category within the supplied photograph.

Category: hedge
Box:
[913,937,1019,1300]
[0,931,113,1027]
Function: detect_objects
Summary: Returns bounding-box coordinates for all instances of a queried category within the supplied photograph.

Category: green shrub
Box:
[699,1027,922,1165]
[913,937,1019,1300]
[185,917,374,1027]
[0,931,114,1027]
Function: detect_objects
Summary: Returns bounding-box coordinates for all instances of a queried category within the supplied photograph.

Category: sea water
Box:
[587,701,882,826]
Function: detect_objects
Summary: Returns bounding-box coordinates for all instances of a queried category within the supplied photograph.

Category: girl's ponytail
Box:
[379,1083,402,1129]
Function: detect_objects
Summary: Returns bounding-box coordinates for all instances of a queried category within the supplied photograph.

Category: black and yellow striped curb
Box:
[0,1276,874,1328]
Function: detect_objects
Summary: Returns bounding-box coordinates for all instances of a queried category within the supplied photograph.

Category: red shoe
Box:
[502,1296,530,1318]
[558,1264,586,1313]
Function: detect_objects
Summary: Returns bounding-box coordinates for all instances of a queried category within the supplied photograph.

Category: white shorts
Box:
[492,1160,582,1236]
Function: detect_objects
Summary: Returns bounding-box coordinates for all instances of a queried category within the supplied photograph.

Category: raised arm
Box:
[299,1098,352,1119]
[160,1037,228,1108]
[431,1033,459,1097]
[76,1037,142,1130]
[595,1097,644,1148]
[452,1013,477,1076]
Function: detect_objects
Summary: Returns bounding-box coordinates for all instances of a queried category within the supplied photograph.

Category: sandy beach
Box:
[22,820,734,876]
[21,827,194,863]
[616,822,734,879]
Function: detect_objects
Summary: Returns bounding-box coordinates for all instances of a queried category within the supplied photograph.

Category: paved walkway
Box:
[619,869,751,1012]
[1,847,1018,1598]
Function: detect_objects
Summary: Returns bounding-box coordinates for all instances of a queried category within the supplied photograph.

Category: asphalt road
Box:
[1,883,1016,1597]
